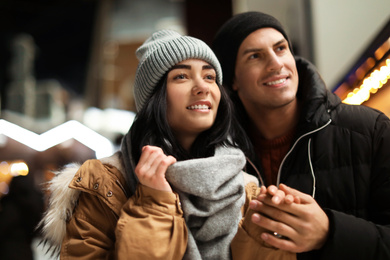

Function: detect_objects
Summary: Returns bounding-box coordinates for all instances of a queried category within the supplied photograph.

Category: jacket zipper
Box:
[276,119,332,195]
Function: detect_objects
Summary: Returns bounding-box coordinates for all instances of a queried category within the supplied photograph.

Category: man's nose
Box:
[267,52,283,72]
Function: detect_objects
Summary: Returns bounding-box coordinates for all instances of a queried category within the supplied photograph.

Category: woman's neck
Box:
[175,133,196,152]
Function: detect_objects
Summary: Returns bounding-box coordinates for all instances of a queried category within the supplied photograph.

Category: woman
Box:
[39,30,295,260]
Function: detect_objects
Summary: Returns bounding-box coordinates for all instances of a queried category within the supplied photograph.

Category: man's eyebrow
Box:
[274,38,287,46]
[242,38,287,55]
[243,48,263,55]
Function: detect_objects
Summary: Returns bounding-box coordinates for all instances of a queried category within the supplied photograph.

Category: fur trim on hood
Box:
[37,163,81,254]
[37,153,125,254]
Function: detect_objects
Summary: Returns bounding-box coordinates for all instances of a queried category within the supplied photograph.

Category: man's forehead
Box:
[247,27,285,41]
[239,28,286,51]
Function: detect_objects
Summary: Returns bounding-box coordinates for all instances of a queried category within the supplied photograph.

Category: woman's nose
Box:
[192,78,210,95]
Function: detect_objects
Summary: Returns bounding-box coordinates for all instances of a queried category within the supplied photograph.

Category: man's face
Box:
[234,28,299,112]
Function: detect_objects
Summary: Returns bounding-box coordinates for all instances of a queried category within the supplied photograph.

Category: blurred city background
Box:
[0,0,389,259]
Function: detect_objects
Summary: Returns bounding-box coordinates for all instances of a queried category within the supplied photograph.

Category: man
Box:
[213,11,390,259]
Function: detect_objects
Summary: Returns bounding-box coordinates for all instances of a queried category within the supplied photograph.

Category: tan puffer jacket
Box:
[39,153,295,260]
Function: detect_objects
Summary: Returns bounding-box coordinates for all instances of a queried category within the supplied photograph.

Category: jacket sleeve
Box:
[115,184,188,260]
[60,192,118,259]
[55,159,131,259]
[231,183,296,260]
[314,113,390,259]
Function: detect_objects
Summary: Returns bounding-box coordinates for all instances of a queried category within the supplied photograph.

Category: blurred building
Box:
[0,0,389,207]
[334,19,390,116]
[0,1,389,258]
[0,0,388,196]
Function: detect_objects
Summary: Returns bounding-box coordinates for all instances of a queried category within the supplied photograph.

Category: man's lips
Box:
[264,75,289,86]
[265,78,287,86]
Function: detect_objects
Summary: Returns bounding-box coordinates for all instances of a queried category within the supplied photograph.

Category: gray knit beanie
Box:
[134,29,223,112]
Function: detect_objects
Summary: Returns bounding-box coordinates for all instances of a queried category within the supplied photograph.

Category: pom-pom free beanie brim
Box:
[134,30,223,112]
[212,11,292,89]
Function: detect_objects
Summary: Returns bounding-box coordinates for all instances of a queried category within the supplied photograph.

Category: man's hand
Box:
[249,184,329,253]
[135,145,177,192]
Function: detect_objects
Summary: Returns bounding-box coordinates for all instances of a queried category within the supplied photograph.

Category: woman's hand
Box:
[134,145,177,192]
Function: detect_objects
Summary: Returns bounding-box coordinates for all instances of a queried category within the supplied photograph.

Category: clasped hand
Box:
[134,145,176,192]
[249,184,329,253]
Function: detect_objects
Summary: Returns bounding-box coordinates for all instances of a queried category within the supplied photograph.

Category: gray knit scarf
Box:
[121,138,246,260]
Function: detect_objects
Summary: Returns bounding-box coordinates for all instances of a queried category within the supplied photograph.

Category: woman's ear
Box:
[232,78,238,91]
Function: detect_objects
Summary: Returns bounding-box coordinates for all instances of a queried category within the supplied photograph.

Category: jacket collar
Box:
[295,56,340,132]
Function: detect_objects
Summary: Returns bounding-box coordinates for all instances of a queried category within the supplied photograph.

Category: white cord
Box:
[308,138,316,198]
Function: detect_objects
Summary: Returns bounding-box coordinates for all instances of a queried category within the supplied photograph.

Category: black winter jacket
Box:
[250,57,390,260]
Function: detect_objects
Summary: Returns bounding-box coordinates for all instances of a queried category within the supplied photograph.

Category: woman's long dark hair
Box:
[130,72,252,163]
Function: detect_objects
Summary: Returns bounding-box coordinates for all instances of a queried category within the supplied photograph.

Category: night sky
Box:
[0,0,98,109]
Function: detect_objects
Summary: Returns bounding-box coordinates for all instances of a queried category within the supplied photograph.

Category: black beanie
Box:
[212,11,292,90]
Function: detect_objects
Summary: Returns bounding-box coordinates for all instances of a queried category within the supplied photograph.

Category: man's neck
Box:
[247,100,300,140]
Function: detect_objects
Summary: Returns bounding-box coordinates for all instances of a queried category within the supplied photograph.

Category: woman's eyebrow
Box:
[203,64,214,70]
[170,64,214,71]
[171,64,191,70]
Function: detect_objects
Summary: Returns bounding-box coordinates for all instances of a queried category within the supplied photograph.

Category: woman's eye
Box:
[249,53,259,59]
[205,74,216,81]
[173,73,186,80]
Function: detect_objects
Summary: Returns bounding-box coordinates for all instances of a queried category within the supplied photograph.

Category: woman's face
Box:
[166,59,221,150]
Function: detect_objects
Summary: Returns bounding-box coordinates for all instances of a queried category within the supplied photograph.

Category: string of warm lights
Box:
[343,58,390,105]
[0,161,29,196]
